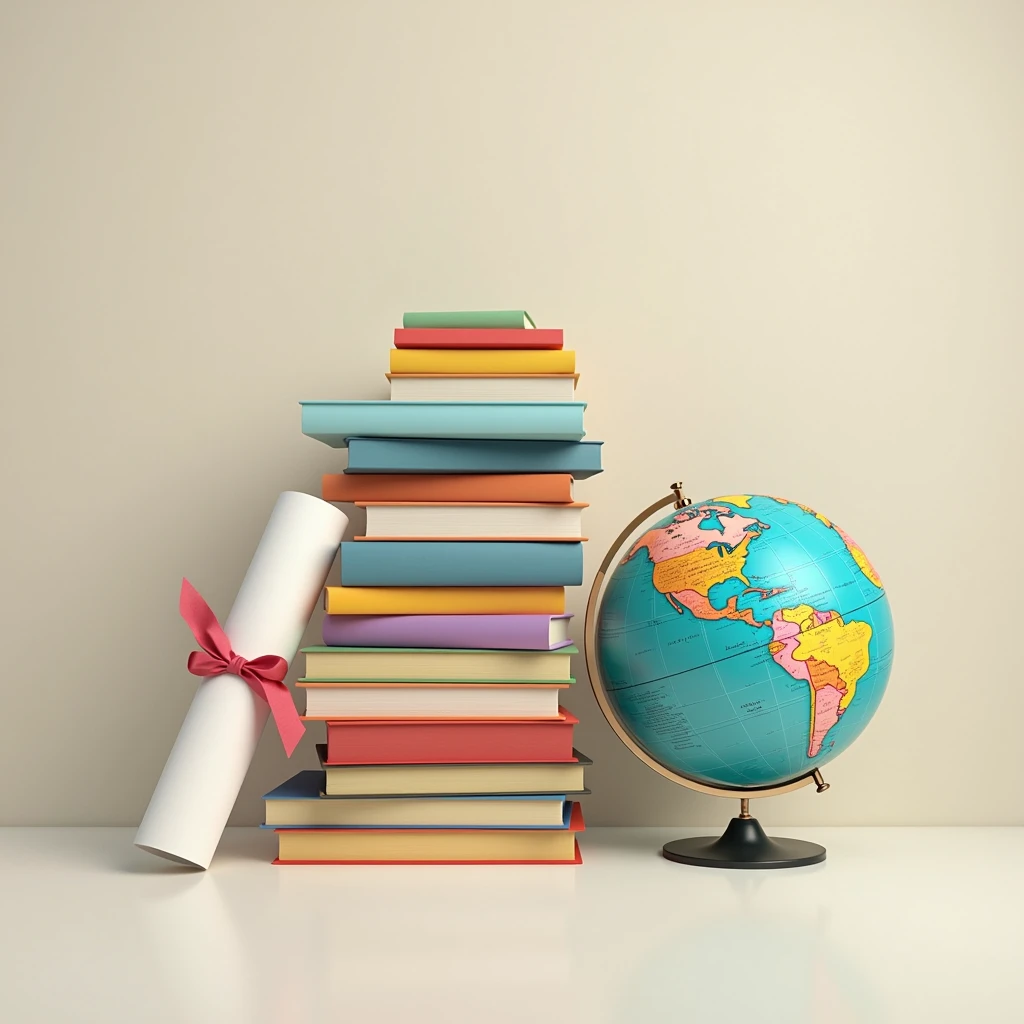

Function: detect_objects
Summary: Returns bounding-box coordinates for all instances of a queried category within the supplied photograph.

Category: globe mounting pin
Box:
[670,482,692,509]
[813,770,830,793]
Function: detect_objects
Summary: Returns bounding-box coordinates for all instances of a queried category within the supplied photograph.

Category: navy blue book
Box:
[344,438,604,478]
[340,540,584,587]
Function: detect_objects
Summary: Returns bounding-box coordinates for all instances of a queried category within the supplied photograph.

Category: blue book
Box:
[262,770,571,829]
[300,401,586,449]
[345,438,604,477]
[340,541,584,586]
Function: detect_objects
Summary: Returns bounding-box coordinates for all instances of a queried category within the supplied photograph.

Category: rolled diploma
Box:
[135,490,348,869]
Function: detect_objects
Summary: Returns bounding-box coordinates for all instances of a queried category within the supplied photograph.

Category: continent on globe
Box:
[767,606,873,756]
[627,504,769,626]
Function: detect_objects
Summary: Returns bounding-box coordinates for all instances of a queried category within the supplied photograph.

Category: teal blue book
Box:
[344,438,604,477]
[262,770,571,829]
[403,310,535,329]
[340,541,583,586]
[300,401,586,449]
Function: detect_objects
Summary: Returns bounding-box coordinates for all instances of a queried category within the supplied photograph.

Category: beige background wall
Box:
[2,1,1022,827]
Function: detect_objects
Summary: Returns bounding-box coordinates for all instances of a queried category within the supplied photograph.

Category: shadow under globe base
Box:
[662,812,826,869]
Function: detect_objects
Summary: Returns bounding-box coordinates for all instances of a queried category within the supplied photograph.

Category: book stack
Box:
[266,310,602,864]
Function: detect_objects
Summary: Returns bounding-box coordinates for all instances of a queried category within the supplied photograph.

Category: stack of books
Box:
[266,310,602,864]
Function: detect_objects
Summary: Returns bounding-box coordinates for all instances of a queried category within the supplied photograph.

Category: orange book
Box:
[322,473,573,504]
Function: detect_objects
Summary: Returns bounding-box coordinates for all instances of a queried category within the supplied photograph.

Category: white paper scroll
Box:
[135,491,348,869]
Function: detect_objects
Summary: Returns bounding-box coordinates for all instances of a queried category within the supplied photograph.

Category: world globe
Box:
[594,494,894,790]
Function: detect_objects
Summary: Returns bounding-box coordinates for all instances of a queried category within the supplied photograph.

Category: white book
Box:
[357,502,587,539]
[300,684,564,719]
[388,375,577,402]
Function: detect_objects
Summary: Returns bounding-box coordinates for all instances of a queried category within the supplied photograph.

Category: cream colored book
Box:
[265,785,566,828]
[388,374,578,402]
[300,682,567,719]
[301,645,577,681]
[358,502,587,540]
[319,747,591,796]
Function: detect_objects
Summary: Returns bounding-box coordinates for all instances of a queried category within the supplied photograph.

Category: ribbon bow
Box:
[179,578,304,756]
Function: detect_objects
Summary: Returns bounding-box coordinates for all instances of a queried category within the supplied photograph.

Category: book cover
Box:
[394,327,562,349]
[402,310,536,329]
[273,803,584,864]
[316,743,592,796]
[302,645,578,681]
[301,400,586,448]
[323,473,574,504]
[389,349,575,374]
[344,438,603,477]
[324,710,579,764]
[323,586,564,615]
[322,613,574,650]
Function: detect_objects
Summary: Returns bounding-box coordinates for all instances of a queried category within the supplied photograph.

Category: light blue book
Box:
[262,770,571,829]
[344,437,604,477]
[340,541,584,587]
[300,401,586,449]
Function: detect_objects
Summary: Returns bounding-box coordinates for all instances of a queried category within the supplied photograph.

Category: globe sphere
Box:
[595,495,894,789]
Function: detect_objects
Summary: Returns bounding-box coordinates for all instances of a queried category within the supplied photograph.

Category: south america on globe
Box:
[596,495,894,788]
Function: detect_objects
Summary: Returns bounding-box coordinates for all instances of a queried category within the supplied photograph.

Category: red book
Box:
[324,710,579,764]
[394,327,563,350]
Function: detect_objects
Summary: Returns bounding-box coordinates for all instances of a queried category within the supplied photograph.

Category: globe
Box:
[596,494,894,790]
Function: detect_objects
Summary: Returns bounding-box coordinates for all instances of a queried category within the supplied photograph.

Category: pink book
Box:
[394,327,563,349]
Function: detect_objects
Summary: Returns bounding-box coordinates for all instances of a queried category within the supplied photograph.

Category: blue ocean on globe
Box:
[596,495,894,788]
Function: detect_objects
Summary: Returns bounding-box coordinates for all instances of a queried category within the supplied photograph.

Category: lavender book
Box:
[321,613,573,651]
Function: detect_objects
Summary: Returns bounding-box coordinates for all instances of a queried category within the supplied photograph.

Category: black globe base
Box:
[662,815,825,869]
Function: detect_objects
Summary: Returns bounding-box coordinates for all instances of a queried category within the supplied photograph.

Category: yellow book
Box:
[276,812,582,863]
[390,349,576,375]
[323,586,564,615]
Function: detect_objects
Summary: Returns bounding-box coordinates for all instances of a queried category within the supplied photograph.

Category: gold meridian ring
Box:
[583,491,820,800]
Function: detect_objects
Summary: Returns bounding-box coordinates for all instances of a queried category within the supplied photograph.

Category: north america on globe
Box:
[596,495,894,788]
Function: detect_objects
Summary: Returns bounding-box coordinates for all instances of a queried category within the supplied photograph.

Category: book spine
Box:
[323,587,565,615]
[301,401,586,448]
[393,328,562,350]
[324,720,576,764]
[389,350,576,374]
[321,473,573,503]
[339,542,583,587]
[344,439,604,477]
[321,614,568,649]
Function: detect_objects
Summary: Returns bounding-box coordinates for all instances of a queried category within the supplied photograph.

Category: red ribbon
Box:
[179,578,304,757]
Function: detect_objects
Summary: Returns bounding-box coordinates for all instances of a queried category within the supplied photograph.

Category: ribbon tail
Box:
[180,578,233,661]
[260,680,306,757]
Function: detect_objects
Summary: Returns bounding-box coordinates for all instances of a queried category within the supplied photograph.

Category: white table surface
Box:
[1,825,1020,1024]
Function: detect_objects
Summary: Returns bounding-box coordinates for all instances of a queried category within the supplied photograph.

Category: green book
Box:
[402,309,536,329]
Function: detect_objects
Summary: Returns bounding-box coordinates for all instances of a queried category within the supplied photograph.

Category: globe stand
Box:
[661,799,826,869]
